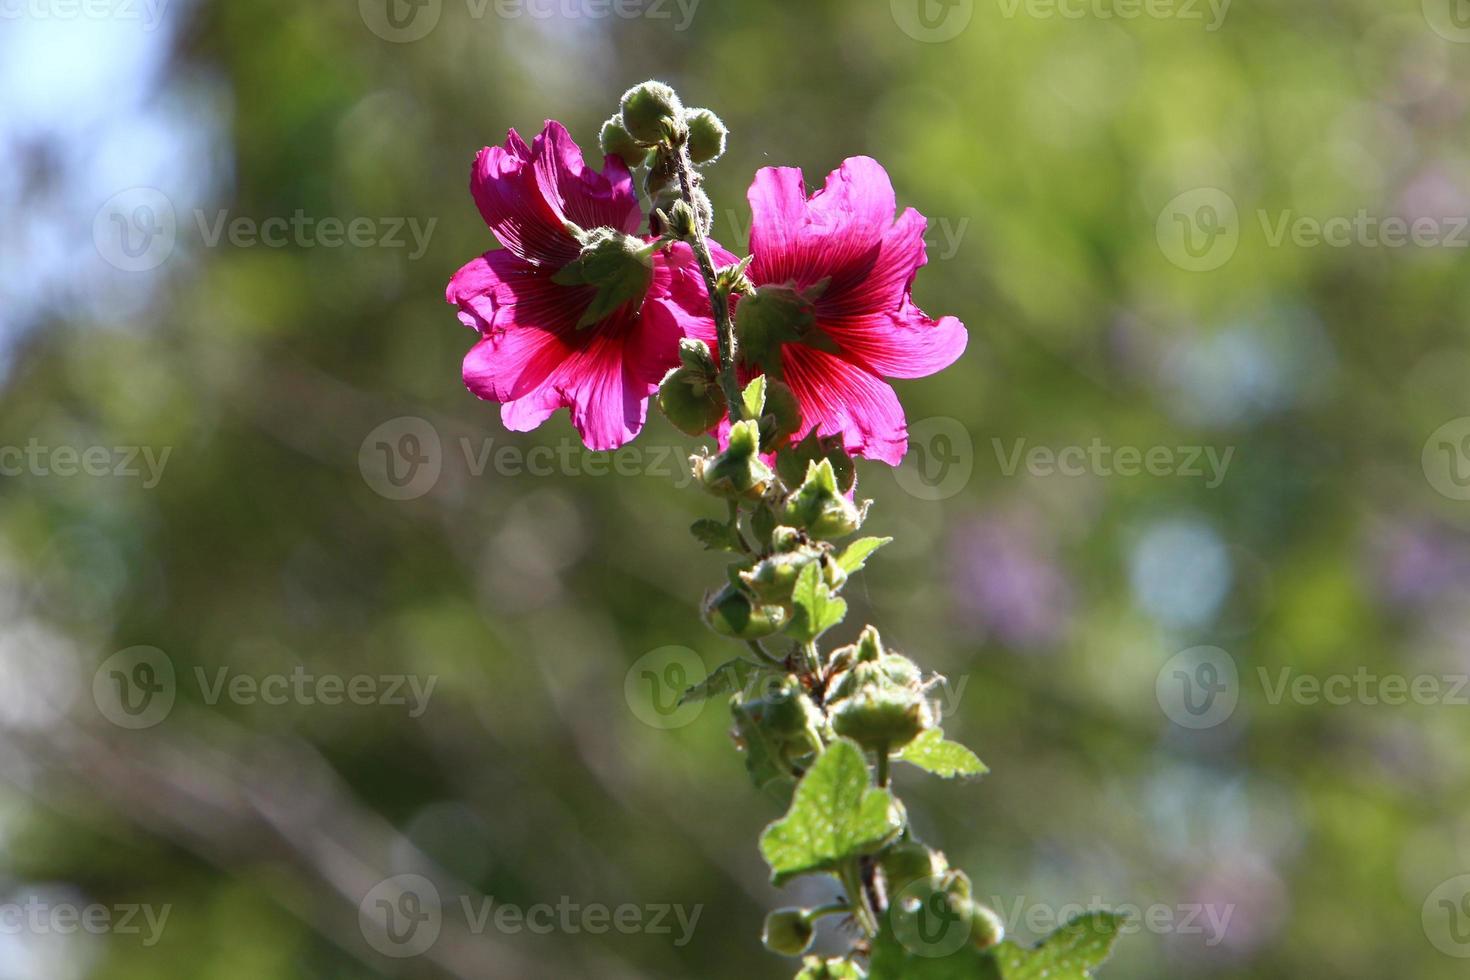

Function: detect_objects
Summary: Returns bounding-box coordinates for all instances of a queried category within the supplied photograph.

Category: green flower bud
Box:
[880,842,950,897]
[830,687,932,752]
[782,459,869,540]
[598,114,646,168]
[620,80,685,145]
[657,365,726,436]
[691,419,775,500]
[684,107,728,164]
[678,337,717,374]
[770,525,804,553]
[762,907,814,956]
[737,674,822,738]
[703,585,788,639]
[970,903,1006,950]
[550,227,656,328]
[665,199,700,241]
[739,551,812,604]
[777,431,856,495]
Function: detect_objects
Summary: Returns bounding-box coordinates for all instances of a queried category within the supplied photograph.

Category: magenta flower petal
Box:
[781,343,908,466]
[531,120,642,237]
[741,156,967,465]
[643,240,739,353]
[748,157,894,291]
[449,121,716,451]
[821,303,968,380]
[470,131,579,268]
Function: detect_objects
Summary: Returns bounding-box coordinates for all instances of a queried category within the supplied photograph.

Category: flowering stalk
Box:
[668,140,745,421]
[446,80,1124,979]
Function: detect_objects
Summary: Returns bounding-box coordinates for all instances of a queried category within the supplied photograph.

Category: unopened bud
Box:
[782,459,868,540]
[691,419,775,500]
[703,585,788,639]
[830,687,932,752]
[762,907,814,957]
[657,365,726,436]
[684,107,728,164]
[970,903,1006,950]
[599,114,646,167]
[620,80,685,145]
[880,842,950,897]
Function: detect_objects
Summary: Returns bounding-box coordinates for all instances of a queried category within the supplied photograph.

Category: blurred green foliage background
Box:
[2,0,1469,976]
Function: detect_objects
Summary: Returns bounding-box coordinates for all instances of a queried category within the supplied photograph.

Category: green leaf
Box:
[691,518,739,552]
[836,536,893,574]
[679,658,756,706]
[897,729,987,779]
[993,913,1128,979]
[742,375,767,420]
[788,561,847,643]
[868,913,1127,980]
[759,738,902,886]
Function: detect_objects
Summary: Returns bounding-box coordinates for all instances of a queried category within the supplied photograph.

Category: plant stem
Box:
[746,640,783,668]
[876,746,891,789]
[670,143,744,420]
[839,861,878,937]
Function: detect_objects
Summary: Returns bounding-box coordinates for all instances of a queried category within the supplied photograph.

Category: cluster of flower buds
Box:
[694,454,870,641]
[880,843,1007,953]
[601,81,728,239]
[762,842,1005,961]
[824,626,935,754]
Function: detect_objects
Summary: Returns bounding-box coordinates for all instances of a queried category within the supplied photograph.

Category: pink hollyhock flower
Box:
[446,121,718,451]
[729,157,968,466]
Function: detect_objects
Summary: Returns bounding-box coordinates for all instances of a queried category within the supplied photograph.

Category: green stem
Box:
[808,901,851,921]
[839,861,878,937]
[670,142,744,420]
[876,746,891,789]
[746,640,783,668]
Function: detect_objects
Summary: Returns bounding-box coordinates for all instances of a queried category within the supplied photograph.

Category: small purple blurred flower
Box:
[948,515,1072,650]
[1367,520,1470,608]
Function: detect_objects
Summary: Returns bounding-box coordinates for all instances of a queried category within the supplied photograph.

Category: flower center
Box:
[551,225,661,329]
[733,280,833,372]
